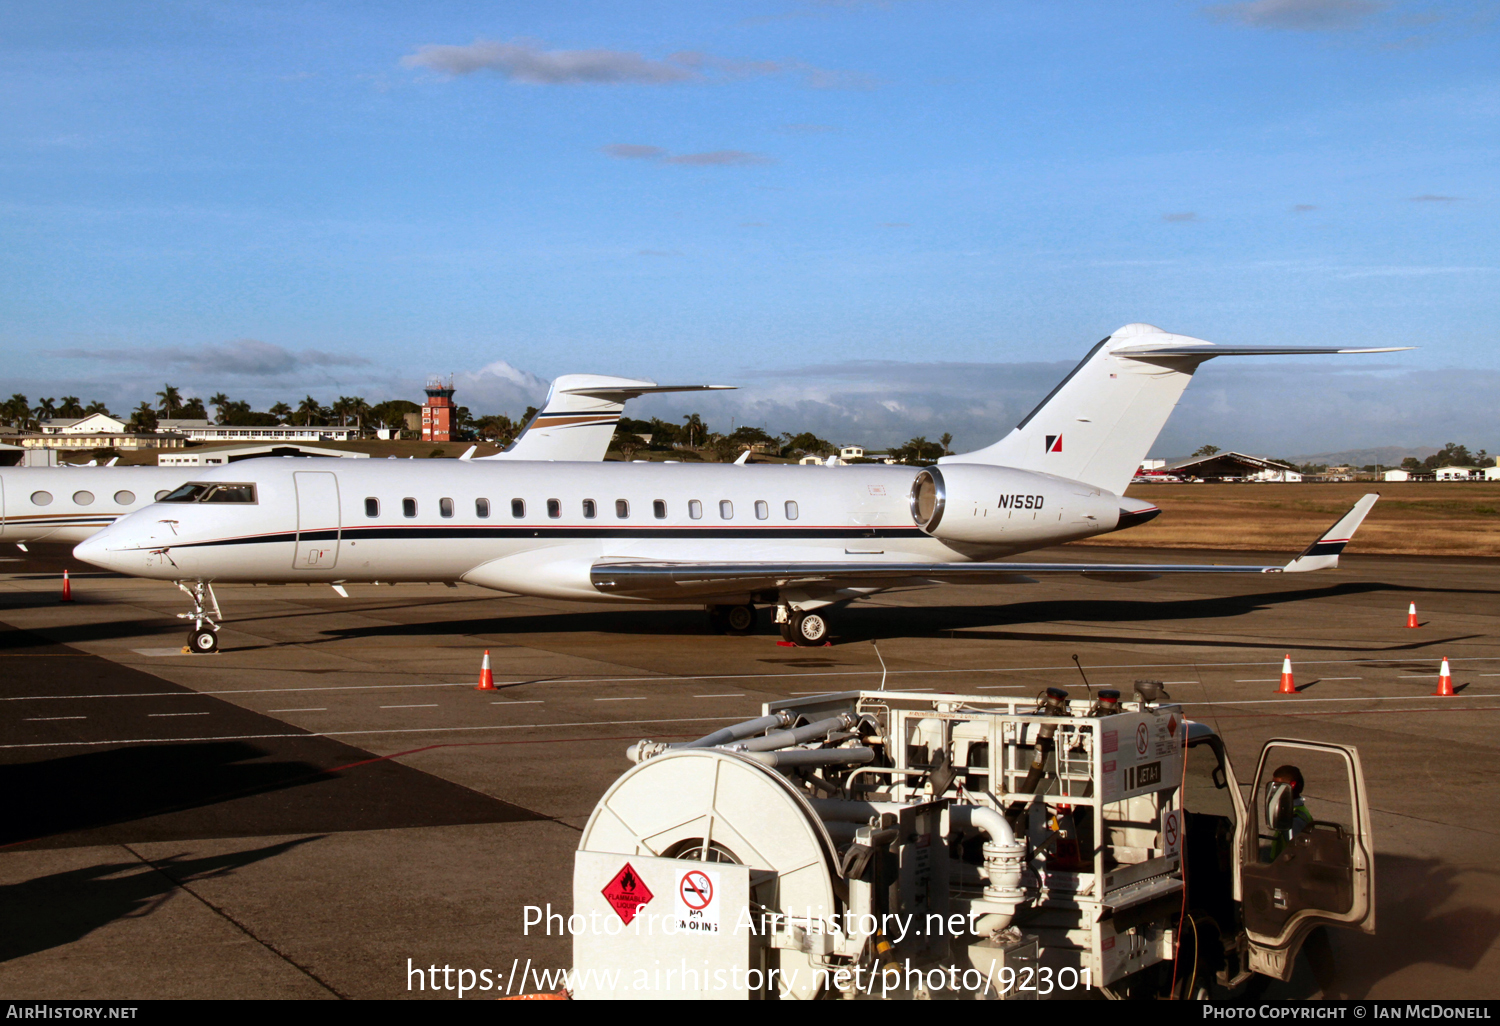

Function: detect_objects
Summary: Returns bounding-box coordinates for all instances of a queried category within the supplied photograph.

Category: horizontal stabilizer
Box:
[1111,345,1413,357]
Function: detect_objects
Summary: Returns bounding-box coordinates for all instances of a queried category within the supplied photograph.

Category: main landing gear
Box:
[707,602,836,647]
[176,580,222,655]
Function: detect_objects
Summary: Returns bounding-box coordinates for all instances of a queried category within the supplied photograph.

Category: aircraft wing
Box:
[590,494,1379,600]
[1110,345,1413,357]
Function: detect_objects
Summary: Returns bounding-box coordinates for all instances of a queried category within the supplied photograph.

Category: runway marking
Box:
[1321,677,1364,681]
[269,707,327,713]
[130,648,190,657]
[790,690,838,695]
[1187,694,1500,707]
[1235,679,1277,683]
[13,655,1500,704]
[23,716,86,722]
[975,685,1024,689]
[695,694,747,698]
[380,704,438,709]
[147,712,209,718]
[491,700,544,705]
[595,697,647,702]
[0,715,749,750]
[1398,675,1435,678]
[1161,681,1198,684]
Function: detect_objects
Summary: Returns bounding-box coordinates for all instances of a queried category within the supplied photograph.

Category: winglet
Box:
[1283,493,1380,572]
[458,445,477,461]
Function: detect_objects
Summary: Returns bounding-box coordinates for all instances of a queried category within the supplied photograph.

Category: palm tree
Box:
[348,396,371,437]
[128,402,158,433]
[940,432,953,455]
[269,401,291,423]
[156,385,182,418]
[3,394,29,428]
[682,412,706,448]
[58,396,84,418]
[34,397,57,423]
[208,393,230,422]
[85,400,112,416]
[296,395,323,426]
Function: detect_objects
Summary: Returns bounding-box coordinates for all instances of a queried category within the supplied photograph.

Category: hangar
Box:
[157,443,370,466]
[1163,451,1302,482]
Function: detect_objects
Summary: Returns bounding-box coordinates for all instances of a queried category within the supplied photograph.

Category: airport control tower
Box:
[422,375,455,442]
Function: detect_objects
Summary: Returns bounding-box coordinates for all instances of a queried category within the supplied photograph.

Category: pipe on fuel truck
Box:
[733,713,856,752]
[627,710,797,762]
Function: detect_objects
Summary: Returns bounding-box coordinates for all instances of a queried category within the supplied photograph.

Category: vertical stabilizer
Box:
[943,324,1212,495]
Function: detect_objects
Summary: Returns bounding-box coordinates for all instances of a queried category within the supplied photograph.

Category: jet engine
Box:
[907,464,1126,547]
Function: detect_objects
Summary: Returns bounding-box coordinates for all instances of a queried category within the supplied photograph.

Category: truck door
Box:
[293,471,340,569]
[1237,740,1375,981]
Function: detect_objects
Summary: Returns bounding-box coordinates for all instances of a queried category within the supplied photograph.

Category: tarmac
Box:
[2,541,1498,999]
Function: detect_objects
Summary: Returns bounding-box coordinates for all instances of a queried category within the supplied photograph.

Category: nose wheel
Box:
[176,580,223,655]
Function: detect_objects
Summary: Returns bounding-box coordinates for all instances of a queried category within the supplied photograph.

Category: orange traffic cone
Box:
[1406,602,1419,628]
[60,569,73,603]
[1434,657,1455,697]
[475,649,495,691]
[1278,654,1297,695]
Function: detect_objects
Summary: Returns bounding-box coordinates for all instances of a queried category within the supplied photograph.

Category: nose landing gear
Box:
[176,580,222,655]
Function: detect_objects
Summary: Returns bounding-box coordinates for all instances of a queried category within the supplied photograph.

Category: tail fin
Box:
[944,323,1409,495]
[481,375,734,462]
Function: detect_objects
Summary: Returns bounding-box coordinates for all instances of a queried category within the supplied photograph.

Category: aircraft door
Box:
[1237,740,1375,981]
[293,471,340,570]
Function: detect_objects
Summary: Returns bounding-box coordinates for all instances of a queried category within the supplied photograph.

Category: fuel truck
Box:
[571,686,1374,999]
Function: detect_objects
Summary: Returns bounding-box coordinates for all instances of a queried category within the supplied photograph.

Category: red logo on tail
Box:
[1045,435,1063,453]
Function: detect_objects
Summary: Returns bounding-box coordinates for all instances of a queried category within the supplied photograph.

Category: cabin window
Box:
[653,499,667,519]
[547,498,561,518]
[73,491,95,506]
[365,497,379,517]
[719,500,733,520]
[476,498,490,518]
[583,499,597,518]
[689,500,702,520]
[785,500,799,520]
[154,490,170,501]
[440,497,454,518]
[30,491,52,506]
[114,490,136,506]
[754,500,768,520]
[615,499,630,519]
[511,498,526,518]
[403,498,417,518]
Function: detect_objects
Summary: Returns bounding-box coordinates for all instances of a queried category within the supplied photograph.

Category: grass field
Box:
[1074,482,1500,557]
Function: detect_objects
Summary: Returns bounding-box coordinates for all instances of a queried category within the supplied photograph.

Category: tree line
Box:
[1,385,959,461]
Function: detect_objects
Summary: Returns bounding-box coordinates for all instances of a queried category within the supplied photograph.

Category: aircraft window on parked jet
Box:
[785,500,798,520]
[476,498,491,518]
[653,500,667,519]
[440,497,455,518]
[74,491,95,506]
[511,499,526,518]
[403,498,417,518]
[155,490,169,501]
[689,500,702,519]
[583,499,597,518]
[30,491,52,506]
[754,500,768,520]
[160,484,210,503]
[365,498,379,517]
[616,499,630,519]
[114,490,135,506]
[720,500,733,519]
[547,499,561,518]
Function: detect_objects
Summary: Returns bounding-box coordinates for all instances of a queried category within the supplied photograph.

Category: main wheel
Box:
[722,603,757,635]
[789,610,830,647]
[188,627,219,654]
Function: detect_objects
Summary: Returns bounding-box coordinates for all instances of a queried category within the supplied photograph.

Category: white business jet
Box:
[75,324,1402,653]
[0,375,727,547]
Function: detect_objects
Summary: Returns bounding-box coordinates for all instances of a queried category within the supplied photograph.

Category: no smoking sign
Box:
[675,866,721,933]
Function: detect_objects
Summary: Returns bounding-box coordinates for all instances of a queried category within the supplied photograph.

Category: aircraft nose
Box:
[73,530,122,570]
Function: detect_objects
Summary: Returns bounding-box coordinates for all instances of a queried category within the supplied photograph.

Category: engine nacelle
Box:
[908,463,1126,547]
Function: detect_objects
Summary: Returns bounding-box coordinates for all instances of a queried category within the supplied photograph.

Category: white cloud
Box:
[55,340,369,377]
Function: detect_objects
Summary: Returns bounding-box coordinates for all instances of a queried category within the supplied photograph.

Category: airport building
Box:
[1159,451,1302,482]
[157,420,359,443]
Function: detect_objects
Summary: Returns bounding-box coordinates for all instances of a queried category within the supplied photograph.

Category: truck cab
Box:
[1183,722,1376,989]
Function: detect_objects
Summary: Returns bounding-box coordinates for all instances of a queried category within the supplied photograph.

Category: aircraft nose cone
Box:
[73,532,118,570]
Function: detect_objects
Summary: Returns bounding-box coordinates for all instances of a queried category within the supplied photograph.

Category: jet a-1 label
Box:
[996,494,1045,510]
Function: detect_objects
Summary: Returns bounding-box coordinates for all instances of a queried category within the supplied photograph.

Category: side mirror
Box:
[1265,782,1294,833]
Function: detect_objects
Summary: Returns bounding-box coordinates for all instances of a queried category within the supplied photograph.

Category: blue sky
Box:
[3,0,1496,454]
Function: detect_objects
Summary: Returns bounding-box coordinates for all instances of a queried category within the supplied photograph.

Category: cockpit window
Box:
[159,483,258,504]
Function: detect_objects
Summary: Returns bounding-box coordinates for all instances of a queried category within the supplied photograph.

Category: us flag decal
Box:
[1045,435,1063,453]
